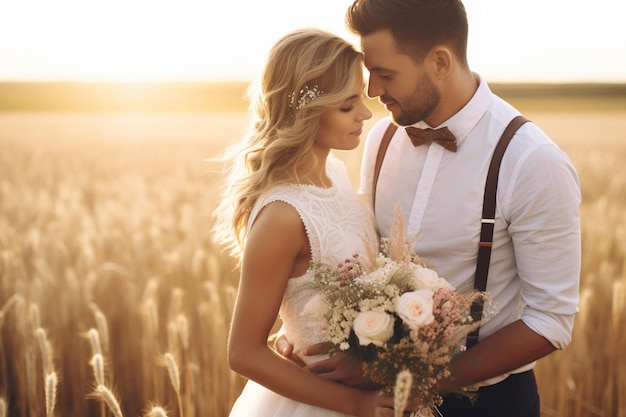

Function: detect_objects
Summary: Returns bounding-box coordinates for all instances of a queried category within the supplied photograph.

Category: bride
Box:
[213,28,393,417]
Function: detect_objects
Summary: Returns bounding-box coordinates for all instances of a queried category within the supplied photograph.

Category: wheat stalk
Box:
[140,296,160,399]
[94,310,110,354]
[0,294,21,333]
[95,385,123,417]
[394,370,413,417]
[89,352,107,417]
[45,371,57,417]
[0,294,20,316]
[167,322,180,357]
[90,353,105,386]
[176,314,189,353]
[25,347,38,406]
[30,303,41,330]
[146,406,168,417]
[142,278,159,300]
[35,327,53,374]
[612,280,625,331]
[164,353,180,393]
[176,313,193,416]
[386,202,419,265]
[143,298,160,337]
[0,397,7,417]
[164,353,183,417]
[13,295,27,339]
[88,328,102,356]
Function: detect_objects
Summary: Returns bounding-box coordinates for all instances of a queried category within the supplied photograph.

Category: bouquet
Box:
[303,204,494,416]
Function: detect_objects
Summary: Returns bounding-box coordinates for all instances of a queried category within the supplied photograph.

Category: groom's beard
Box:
[389,72,441,127]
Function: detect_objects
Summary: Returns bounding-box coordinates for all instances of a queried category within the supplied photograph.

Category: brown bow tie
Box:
[405,126,457,152]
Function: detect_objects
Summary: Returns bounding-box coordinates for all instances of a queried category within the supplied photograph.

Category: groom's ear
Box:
[429,46,453,80]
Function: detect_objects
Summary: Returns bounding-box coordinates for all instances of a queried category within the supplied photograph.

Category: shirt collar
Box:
[410,73,492,146]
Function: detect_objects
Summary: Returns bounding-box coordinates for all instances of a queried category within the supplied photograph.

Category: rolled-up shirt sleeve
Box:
[505,140,581,349]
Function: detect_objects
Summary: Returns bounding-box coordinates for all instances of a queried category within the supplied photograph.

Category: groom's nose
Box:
[366,77,384,99]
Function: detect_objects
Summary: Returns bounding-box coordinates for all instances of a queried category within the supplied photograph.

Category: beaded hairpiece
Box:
[288,85,324,111]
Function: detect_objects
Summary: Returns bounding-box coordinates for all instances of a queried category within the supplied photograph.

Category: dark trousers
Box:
[437,370,540,417]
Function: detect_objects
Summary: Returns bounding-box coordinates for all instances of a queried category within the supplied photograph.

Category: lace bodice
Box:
[248,157,375,363]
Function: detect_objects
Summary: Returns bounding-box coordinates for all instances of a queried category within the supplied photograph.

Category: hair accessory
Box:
[289,85,324,111]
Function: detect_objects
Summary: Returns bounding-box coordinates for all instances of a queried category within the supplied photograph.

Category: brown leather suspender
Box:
[466,115,529,348]
[370,116,530,349]
[372,123,398,210]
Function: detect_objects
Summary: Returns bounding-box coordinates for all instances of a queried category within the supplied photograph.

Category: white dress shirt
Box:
[359,75,581,383]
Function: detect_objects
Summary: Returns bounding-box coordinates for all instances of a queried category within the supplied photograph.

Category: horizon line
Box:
[1,79,626,86]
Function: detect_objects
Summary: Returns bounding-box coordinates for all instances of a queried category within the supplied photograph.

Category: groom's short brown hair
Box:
[346,0,469,67]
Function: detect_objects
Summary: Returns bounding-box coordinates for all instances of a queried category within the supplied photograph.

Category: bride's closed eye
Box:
[340,105,355,113]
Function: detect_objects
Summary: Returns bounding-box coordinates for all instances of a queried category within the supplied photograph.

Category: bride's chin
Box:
[344,138,361,151]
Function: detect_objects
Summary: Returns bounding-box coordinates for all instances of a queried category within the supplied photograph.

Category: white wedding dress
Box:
[229,156,376,417]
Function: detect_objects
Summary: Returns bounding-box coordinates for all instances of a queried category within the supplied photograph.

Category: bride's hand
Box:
[274,333,306,367]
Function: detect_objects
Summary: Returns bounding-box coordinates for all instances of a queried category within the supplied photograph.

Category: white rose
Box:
[411,265,448,290]
[301,293,328,322]
[353,310,395,347]
[396,289,435,330]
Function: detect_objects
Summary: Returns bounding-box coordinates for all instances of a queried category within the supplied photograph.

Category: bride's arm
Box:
[228,201,380,417]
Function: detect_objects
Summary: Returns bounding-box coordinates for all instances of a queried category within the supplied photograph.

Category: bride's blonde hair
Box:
[213,28,363,258]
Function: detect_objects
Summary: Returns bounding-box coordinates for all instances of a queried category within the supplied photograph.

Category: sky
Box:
[0,0,625,83]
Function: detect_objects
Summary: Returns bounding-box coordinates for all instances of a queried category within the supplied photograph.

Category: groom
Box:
[279,1,581,416]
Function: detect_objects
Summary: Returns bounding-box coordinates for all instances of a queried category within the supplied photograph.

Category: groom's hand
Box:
[303,343,374,388]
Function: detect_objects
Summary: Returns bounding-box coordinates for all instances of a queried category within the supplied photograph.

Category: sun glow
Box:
[0,0,625,82]
[0,0,239,81]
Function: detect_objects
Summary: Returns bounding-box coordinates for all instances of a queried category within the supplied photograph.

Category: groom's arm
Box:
[438,319,556,391]
[289,321,555,392]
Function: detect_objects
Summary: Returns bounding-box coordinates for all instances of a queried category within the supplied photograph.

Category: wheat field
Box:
[0,109,624,417]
